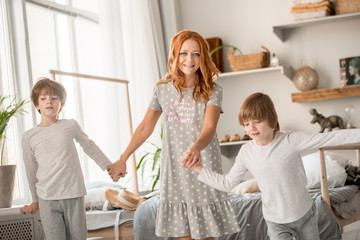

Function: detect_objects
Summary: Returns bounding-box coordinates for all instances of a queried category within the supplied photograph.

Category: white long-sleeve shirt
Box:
[198,129,360,224]
[22,119,111,202]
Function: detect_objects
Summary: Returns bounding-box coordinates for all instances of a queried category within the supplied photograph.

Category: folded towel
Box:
[292,0,324,5]
[292,9,332,20]
[291,1,333,13]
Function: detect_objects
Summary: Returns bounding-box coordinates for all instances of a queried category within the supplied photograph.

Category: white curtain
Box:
[98,0,169,191]
[99,0,166,125]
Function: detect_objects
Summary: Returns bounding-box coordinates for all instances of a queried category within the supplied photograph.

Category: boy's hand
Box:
[107,157,127,182]
[20,202,39,215]
[191,164,203,174]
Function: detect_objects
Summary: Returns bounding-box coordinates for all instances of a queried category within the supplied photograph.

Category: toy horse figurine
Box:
[309,108,344,133]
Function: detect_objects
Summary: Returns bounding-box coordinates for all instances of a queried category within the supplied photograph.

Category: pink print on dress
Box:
[165,99,196,124]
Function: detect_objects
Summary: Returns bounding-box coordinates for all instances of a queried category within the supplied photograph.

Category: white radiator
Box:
[0,208,43,240]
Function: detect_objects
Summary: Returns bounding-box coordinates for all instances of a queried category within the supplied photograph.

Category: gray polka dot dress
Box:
[149,82,240,238]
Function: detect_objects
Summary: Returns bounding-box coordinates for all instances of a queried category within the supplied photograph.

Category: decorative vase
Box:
[292,66,319,91]
[0,165,16,208]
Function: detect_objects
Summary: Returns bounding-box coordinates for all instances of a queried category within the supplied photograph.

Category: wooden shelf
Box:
[219,66,292,80]
[273,12,360,41]
[291,85,360,102]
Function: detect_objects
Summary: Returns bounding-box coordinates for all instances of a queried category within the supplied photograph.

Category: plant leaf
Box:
[136,153,150,169]
[151,168,160,191]
[0,94,28,165]
[210,45,243,56]
[152,148,161,171]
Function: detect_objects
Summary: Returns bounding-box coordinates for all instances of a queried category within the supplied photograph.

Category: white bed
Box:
[84,183,136,240]
[86,209,134,240]
[84,145,360,240]
[319,144,360,240]
[86,209,134,231]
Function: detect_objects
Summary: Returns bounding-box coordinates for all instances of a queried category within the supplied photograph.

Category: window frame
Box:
[1,0,103,205]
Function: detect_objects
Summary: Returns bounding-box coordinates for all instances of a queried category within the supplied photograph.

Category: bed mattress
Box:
[86,209,135,231]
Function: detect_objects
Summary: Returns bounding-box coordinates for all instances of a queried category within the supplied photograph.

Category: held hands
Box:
[181,145,203,174]
[107,156,128,182]
[20,202,39,215]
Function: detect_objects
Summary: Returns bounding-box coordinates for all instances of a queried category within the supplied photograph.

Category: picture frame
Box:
[339,56,360,86]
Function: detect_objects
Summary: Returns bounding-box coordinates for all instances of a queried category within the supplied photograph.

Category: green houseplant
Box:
[137,125,162,193]
[209,44,243,56]
[0,94,27,208]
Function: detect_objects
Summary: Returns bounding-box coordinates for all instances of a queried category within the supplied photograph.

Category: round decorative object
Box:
[292,66,319,91]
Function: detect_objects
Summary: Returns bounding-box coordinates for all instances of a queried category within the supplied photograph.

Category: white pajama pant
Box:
[38,197,87,240]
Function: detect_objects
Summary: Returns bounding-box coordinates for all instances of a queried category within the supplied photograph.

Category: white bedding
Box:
[342,220,360,240]
[86,209,134,230]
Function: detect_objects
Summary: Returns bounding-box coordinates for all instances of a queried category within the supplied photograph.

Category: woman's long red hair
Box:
[157,30,220,102]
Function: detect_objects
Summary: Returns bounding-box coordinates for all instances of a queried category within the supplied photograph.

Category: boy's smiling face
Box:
[36,91,62,119]
[243,119,274,146]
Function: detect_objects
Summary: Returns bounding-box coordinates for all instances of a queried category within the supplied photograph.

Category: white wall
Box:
[175,0,360,170]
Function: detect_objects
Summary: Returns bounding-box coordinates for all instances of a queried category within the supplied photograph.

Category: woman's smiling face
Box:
[178,39,200,78]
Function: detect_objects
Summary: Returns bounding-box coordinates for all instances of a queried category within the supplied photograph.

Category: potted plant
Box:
[0,94,27,208]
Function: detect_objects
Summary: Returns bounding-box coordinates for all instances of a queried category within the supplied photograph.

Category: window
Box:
[1,0,134,205]
[25,0,133,186]
[0,0,26,202]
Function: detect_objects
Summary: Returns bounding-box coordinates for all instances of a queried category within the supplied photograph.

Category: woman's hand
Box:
[20,202,39,215]
[181,145,202,168]
[107,156,128,182]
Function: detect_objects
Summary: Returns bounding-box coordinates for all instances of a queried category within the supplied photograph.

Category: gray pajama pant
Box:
[265,203,319,240]
[38,197,87,240]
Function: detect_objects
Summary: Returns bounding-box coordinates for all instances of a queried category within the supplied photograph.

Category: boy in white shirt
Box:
[20,77,112,240]
[182,92,360,240]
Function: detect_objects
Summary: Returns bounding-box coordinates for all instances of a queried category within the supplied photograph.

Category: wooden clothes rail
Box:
[319,144,360,227]
[49,70,139,195]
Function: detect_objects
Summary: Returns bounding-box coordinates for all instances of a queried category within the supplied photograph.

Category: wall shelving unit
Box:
[291,85,360,102]
[273,12,360,42]
[219,140,250,147]
[219,140,251,158]
[219,66,293,80]
[272,13,360,102]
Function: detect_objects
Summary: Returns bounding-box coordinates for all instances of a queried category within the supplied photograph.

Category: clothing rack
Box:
[319,144,360,227]
[49,70,139,195]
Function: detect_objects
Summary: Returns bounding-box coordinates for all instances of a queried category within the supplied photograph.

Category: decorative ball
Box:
[292,66,319,91]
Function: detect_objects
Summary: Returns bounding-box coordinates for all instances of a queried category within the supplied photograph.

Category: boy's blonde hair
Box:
[30,77,67,114]
[238,92,280,133]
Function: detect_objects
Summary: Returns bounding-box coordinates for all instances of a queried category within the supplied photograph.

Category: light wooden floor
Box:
[88,221,134,240]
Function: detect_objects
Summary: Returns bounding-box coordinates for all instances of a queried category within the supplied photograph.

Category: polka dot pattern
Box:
[149,82,240,238]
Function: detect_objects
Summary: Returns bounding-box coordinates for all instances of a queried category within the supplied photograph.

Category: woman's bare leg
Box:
[178,236,214,240]
[178,235,191,240]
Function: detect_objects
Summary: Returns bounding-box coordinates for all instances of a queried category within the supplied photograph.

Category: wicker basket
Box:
[227,45,270,71]
[334,0,360,15]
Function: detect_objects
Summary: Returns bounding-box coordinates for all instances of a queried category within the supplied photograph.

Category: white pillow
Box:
[85,181,125,191]
[231,179,260,195]
[85,187,108,211]
[302,152,347,189]
[325,152,350,168]
[85,182,125,211]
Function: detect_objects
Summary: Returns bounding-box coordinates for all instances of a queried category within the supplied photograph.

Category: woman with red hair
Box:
[108,30,239,240]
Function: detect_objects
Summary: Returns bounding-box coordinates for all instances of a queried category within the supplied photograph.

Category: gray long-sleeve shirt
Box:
[198,129,360,224]
[22,119,111,202]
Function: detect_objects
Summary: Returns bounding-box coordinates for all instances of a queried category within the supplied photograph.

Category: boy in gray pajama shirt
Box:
[20,78,112,240]
[183,92,360,240]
